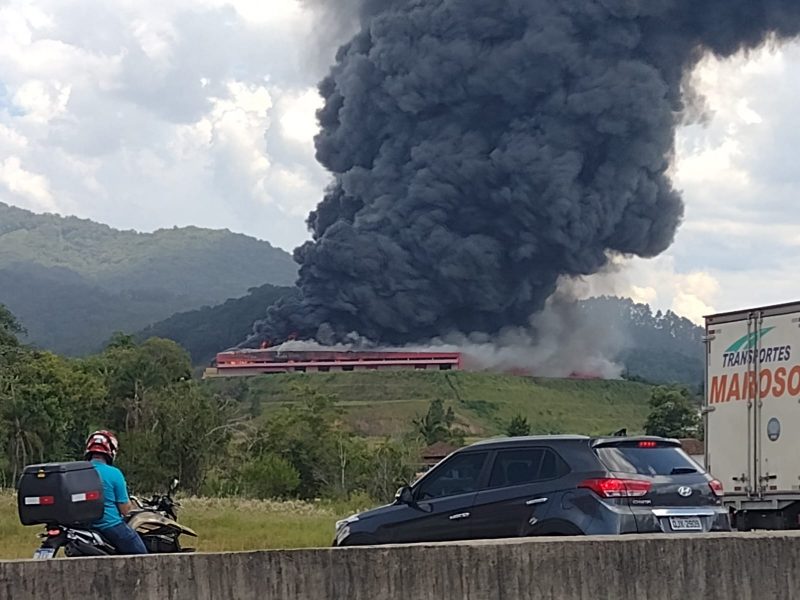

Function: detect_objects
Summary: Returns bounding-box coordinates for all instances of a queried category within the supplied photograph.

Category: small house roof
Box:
[679,438,704,455]
[421,441,460,460]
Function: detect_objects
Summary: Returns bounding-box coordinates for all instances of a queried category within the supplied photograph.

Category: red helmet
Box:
[85,430,119,464]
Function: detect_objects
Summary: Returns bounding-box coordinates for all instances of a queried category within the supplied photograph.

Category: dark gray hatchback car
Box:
[333,435,730,546]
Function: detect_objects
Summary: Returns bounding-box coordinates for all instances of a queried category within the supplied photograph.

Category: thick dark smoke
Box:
[250,0,800,347]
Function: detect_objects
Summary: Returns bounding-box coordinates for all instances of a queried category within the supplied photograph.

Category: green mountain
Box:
[579,297,704,387]
[0,202,298,355]
[136,283,300,365]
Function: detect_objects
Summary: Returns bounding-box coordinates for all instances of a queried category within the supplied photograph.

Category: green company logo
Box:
[725,327,776,353]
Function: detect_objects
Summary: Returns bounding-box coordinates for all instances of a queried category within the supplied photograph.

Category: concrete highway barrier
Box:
[1,532,799,600]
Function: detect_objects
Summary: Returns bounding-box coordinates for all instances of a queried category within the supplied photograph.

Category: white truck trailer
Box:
[704,301,800,530]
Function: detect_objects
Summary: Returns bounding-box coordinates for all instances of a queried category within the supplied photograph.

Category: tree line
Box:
[1,303,700,502]
[0,304,422,500]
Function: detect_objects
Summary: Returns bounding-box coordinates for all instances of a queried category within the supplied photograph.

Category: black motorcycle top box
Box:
[17,461,105,526]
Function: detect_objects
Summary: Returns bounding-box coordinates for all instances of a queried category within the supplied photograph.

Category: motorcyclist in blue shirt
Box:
[84,430,148,555]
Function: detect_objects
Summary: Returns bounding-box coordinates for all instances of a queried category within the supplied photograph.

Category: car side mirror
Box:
[395,485,414,505]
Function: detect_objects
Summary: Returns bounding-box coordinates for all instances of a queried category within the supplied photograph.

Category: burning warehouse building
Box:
[202,347,605,379]
[203,349,462,378]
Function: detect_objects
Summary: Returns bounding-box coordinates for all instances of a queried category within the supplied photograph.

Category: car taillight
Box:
[638,441,658,448]
[709,479,723,497]
[579,478,652,498]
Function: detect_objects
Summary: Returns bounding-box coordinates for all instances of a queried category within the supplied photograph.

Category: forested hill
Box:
[141,290,704,386]
[136,283,299,365]
[579,296,704,387]
[0,202,298,355]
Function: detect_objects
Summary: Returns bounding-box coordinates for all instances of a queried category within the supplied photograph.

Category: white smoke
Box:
[266,281,628,379]
[267,339,357,352]
[403,288,627,379]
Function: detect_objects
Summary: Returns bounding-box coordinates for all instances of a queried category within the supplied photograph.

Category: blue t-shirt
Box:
[90,460,130,530]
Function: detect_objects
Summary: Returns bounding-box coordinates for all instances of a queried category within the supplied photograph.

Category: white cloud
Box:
[0,2,53,47]
[0,123,28,150]
[130,18,177,64]
[0,0,324,250]
[278,88,323,146]
[202,81,274,200]
[573,255,721,324]
[671,271,720,323]
[640,41,800,319]
[13,79,71,122]
[675,136,749,188]
[225,0,306,24]
[0,156,55,211]
[675,43,800,227]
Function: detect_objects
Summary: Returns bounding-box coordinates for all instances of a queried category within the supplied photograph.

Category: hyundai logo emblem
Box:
[678,486,693,497]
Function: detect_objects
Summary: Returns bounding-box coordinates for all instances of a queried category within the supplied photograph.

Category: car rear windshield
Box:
[595,445,702,477]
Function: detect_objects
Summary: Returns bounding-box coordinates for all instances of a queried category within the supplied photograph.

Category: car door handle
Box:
[526,497,548,506]
[449,512,470,521]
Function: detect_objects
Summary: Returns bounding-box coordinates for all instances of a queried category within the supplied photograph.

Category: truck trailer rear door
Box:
[752,307,800,495]
[705,313,757,495]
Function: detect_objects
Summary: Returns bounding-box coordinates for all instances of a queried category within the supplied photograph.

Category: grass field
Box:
[0,491,369,560]
[212,371,653,437]
[1,374,656,559]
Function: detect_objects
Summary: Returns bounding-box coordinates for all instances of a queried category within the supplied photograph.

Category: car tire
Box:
[337,533,379,547]
[529,520,584,537]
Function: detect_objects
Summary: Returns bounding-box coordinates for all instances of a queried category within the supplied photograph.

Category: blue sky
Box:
[0,0,798,323]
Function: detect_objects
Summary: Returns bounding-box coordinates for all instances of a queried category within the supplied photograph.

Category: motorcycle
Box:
[32,478,197,559]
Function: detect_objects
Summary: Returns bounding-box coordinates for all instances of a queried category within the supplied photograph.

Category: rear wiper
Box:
[670,467,697,474]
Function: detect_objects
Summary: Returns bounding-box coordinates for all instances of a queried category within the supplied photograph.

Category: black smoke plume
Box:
[250,0,800,347]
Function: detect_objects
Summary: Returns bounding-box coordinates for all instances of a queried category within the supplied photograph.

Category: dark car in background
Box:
[333,435,730,546]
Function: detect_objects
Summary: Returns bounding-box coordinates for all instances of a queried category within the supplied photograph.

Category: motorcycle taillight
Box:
[47,529,61,537]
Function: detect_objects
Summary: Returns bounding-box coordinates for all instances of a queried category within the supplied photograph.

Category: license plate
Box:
[33,548,55,560]
[669,517,703,531]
